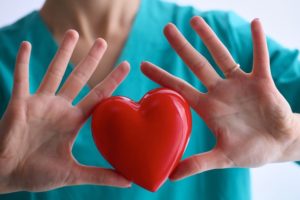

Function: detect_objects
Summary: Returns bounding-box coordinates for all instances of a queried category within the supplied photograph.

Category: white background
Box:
[0,0,299,199]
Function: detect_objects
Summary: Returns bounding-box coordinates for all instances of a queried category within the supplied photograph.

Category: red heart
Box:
[91,88,192,192]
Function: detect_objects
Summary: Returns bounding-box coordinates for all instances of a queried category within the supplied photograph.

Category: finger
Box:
[190,16,242,78]
[77,61,130,117]
[69,164,131,188]
[169,149,234,181]
[251,19,270,78]
[37,30,79,94]
[164,23,222,89]
[141,61,204,109]
[13,41,31,99]
[58,38,107,101]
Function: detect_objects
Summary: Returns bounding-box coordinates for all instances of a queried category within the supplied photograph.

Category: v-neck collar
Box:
[31,0,146,101]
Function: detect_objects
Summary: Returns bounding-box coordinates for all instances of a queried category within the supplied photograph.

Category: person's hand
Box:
[141,17,300,180]
[0,30,131,193]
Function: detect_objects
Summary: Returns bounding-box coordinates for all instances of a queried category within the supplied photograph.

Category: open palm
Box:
[141,17,297,180]
[0,30,131,193]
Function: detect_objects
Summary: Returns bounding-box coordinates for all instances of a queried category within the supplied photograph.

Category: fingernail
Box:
[122,60,129,66]
[191,16,200,26]
[127,183,132,188]
[119,179,132,188]
[122,182,132,188]
[164,23,176,38]
[21,41,32,50]
[66,29,79,40]
[252,18,261,32]
[141,61,152,67]
[94,38,107,49]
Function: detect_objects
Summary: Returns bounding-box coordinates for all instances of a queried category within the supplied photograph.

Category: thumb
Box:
[169,149,234,181]
[69,164,132,188]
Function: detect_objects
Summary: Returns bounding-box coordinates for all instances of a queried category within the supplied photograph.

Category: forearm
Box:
[277,113,300,163]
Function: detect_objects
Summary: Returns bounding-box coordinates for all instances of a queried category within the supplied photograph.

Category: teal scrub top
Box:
[0,0,299,199]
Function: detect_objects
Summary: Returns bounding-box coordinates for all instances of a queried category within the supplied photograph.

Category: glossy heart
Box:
[91,88,192,192]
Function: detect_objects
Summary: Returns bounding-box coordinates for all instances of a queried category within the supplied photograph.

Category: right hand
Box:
[0,30,131,193]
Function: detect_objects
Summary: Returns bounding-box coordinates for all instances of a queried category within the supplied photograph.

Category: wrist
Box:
[277,113,300,163]
[0,136,20,193]
[0,158,16,194]
[0,157,22,194]
[0,120,22,194]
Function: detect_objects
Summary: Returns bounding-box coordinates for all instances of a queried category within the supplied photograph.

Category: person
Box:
[0,0,299,199]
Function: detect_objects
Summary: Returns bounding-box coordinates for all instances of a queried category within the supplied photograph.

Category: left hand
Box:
[141,17,300,180]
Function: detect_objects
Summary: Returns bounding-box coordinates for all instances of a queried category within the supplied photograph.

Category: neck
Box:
[40,0,140,41]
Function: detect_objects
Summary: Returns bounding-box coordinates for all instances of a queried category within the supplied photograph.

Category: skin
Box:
[141,17,300,180]
[0,31,131,193]
[1,0,300,194]
[40,0,140,88]
[0,0,138,193]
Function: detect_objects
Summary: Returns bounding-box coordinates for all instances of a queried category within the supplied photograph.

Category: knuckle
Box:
[109,73,119,88]
[176,41,189,54]
[57,47,71,57]
[86,53,100,65]
[48,67,63,79]
[202,32,215,43]
[64,168,77,185]
[175,81,186,91]
[71,69,88,84]
[216,51,229,61]
[190,156,204,173]
[93,88,106,100]
[190,58,209,72]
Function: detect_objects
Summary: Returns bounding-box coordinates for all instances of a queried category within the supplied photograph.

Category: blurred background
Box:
[0,0,299,199]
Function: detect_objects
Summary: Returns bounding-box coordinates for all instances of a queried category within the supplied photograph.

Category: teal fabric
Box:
[0,0,299,199]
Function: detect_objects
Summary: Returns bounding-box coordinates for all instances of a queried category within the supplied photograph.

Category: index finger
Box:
[141,61,204,109]
[77,61,130,117]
